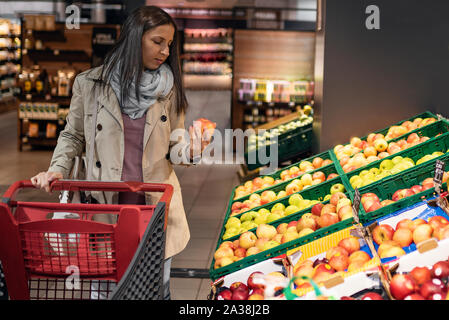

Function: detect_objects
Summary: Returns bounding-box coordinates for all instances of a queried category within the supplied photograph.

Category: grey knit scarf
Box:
[109,62,174,119]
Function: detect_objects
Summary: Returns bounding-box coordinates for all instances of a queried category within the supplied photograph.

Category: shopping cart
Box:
[0,179,173,300]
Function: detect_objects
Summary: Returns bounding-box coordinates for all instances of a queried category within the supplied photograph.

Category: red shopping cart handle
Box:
[2,180,174,208]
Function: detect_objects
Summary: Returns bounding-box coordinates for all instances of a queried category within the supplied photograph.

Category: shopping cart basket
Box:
[0,179,173,300]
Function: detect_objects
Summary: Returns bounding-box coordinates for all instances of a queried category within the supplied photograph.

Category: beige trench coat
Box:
[48,65,191,259]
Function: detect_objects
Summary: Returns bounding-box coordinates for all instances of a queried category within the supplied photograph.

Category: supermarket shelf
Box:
[183,73,232,90]
[32,29,66,42]
[0,34,21,38]
[25,49,90,62]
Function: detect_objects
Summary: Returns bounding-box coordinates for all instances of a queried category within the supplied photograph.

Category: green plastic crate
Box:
[357,157,449,223]
[217,175,352,246]
[245,123,314,171]
[232,162,339,205]
[233,150,333,202]
[358,111,438,142]
[210,213,354,281]
[345,131,449,191]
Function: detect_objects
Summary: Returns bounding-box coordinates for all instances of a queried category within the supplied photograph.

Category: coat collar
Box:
[87,66,173,150]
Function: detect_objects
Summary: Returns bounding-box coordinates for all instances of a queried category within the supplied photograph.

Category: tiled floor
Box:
[0,90,239,300]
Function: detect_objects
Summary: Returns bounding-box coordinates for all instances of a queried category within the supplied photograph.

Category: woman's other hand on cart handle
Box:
[30,171,63,193]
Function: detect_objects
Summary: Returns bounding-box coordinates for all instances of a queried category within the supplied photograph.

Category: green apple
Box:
[226,217,241,229]
[359,169,370,177]
[271,203,285,212]
[350,175,362,185]
[240,211,257,222]
[380,159,394,171]
[330,183,346,194]
[392,156,404,165]
[284,205,300,216]
[266,212,282,223]
[258,208,271,216]
[288,193,303,207]
[297,199,312,210]
[262,240,280,251]
[241,221,258,230]
[351,176,364,188]
[369,167,380,176]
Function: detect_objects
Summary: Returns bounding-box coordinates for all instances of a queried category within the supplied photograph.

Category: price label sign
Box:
[434,160,446,194]
[352,188,361,224]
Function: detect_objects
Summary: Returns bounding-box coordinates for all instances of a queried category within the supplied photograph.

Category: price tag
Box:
[434,160,446,194]
[352,188,361,224]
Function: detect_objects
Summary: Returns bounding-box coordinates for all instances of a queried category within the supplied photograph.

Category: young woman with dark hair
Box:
[30,6,210,299]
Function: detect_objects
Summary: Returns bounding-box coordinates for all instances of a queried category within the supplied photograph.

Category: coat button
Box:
[96,161,101,168]
[161,115,167,122]
[165,152,170,160]
[97,124,102,131]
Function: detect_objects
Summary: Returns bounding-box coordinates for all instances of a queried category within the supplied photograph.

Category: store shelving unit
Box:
[182,28,233,90]
[232,29,316,130]
[16,14,119,151]
[0,17,21,107]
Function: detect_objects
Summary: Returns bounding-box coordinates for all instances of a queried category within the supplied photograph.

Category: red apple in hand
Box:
[372,224,395,245]
[390,274,417,300]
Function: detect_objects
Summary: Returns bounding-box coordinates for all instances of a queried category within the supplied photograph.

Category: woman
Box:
[30,6,210,299]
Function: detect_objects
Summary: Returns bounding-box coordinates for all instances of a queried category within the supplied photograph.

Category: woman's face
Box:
[142,23,175,70]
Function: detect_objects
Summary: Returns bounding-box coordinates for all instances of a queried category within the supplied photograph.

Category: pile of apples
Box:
[231,172,340,217]
[349,152,447,189]
[336,132,432,174]
[216,271,286,300]
[389,260,449,300]
[223,183,347,240]
[371,215,449,260]
[215,192,353,269]
[233,156,333,200]
[360,171,449,214]
[293,235,374,290]
[334,115,438,174]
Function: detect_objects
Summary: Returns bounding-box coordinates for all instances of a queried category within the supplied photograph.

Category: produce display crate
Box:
[244,122,314,171]
[358,111,438,142]
[219,175,352,245]
[232,150,334,202]
[345,130,449,192]
[210,217,354,281]
[356,157,449,223]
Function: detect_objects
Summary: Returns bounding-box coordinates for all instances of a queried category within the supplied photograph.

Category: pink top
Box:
[118,113,147,205]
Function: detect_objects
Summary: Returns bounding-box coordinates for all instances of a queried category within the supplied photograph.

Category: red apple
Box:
[311,203,324,217]
[297,214,317,231]
[327,173,339,180]
[392,228,413,247]
[321,203,337,215]
[361,292,384,300]
[313,157,324,168]
[317,213,339,228]
[412,224,433,244]
[410,266,432,286]
[428,216,449,231]
[326,246,349,260]
[247,272,265,290]
[338,205,354,221]
[230,282,248,293]
[404,293,425,300]
[232,288,249,300]
[410,185,423,194]
[361,193,380,205]
[420,278,446,299]
[217,288,232,300]
[330,192,347,206]
[409,218,427,232]
[234,247,247,258]
[431,261,449,279]
[329,252,349,271]
[312,171,326,182]
[248,293,264,300]
[348,250,371,264]
[396,218,413,230]
[366,201,382,213]
[380,199,395,207]
[372,224,395,245]
[389,274,417,300]
[340,296,356,300]
[338,236,360,255]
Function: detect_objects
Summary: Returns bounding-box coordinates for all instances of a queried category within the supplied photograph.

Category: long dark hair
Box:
[97,6,187,114]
